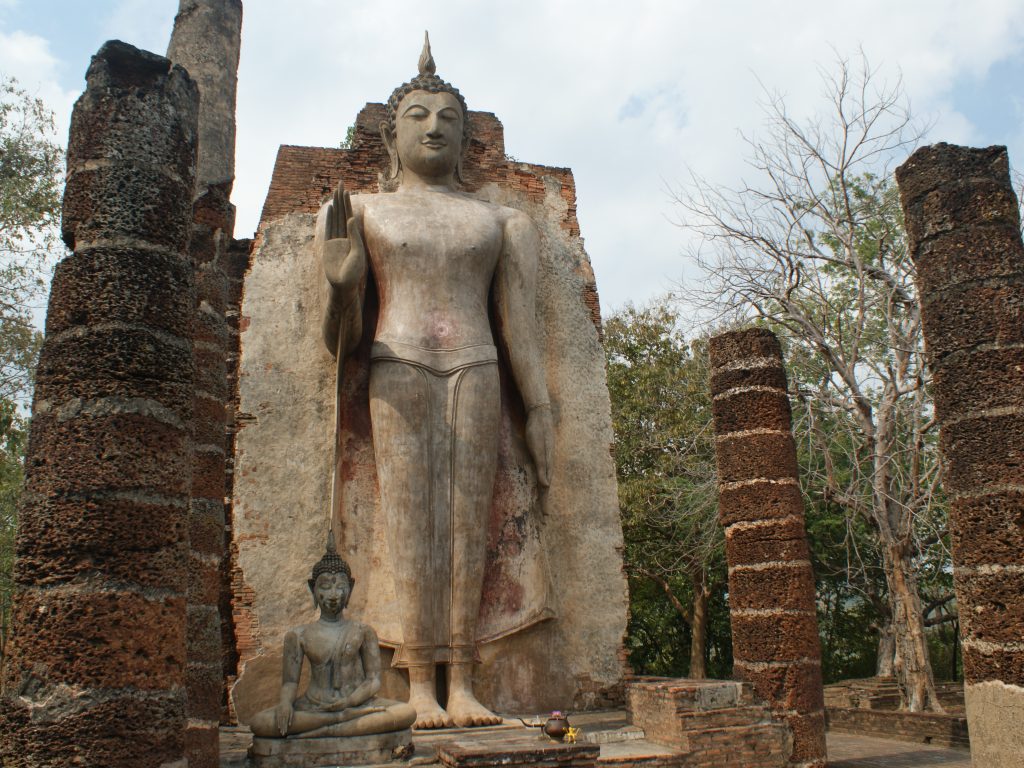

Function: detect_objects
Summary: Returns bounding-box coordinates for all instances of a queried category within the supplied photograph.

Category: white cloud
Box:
[0,29,77,147]
[100,0,174,55]
[224,1,1024,312]
[9,0,1024,315]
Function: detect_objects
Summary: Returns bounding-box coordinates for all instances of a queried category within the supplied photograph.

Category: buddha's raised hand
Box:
[318,181,366,294]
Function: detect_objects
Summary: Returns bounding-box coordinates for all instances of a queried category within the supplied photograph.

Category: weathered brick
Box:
[899,143,1024,712]
[920,279,1024,362]
[950,491,1024,568]
[711,364,788,396]
[940,412,1024,491]
[5,40,197,765]
[711,389,792,435]
[715,433,799,485]
[25,412,191,498]
[0,689,186,768]
[719,481,804,527]
[729,565,816,611]
[34,327,193,420]
[725,517,810,563]
[45,247,194,338]
[735,660,824,713]
[709,328,782,369]
[732,612,821,664]
[955,567,1024,645]
[8,589,186,689]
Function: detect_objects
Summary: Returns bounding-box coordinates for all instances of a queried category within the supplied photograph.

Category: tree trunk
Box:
[689,573,709,679]
[876,617,895,677]
[882,544,943,712]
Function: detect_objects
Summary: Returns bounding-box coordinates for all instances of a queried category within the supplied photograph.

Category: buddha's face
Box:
[313,571,351,616]
[393,89,464,178]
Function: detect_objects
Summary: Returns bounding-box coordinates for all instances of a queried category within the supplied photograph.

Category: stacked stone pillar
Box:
[896,143,1024,767]
[709,329,826,768]
[167,2,243,758]
[0,41,198,767]
[181,189,233,764]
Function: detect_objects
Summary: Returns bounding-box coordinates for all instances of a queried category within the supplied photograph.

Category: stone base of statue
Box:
[251,729,414,767]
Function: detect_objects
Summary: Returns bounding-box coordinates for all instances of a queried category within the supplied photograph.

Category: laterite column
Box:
[181,188,232,765]
[0,42,198,767]
[896,143,1024,767]
[709,328,826,768]
[168,1,243,760]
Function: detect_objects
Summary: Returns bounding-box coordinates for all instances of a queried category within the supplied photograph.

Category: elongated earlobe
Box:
[380,120,400,181]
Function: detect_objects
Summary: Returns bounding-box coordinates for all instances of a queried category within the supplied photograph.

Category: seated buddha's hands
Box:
[526,404,553,488]
[319,181,366,295]
[273,701,294,736]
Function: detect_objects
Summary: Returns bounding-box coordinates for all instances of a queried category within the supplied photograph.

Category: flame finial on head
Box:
[384,32,470,142]
[418,31,436,77]
[309,528,352,587]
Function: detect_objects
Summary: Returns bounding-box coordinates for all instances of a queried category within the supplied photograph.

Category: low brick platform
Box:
[823,677,969,749]
[627,678,790,767]
[826,708,969,750]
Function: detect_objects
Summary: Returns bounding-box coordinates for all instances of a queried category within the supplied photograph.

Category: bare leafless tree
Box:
[674,52,946,711]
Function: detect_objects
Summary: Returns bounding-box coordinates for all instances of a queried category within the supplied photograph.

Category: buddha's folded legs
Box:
[249,698,415,738]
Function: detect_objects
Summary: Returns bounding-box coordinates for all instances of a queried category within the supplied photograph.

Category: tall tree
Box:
[676,54,947,711]
[605,304,725,678]
[0,76,64,668]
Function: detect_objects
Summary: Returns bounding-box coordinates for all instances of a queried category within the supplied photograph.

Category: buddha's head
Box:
[308,533,354,614]
[381,32,469,185]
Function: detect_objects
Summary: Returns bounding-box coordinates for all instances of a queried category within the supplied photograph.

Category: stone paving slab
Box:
[827,731,971,767]
[220,718,974,767]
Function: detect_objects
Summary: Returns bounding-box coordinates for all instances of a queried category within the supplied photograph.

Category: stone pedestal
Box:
[251,729,413,767]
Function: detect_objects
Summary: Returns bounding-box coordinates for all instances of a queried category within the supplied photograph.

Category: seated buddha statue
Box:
[248,536,416,739]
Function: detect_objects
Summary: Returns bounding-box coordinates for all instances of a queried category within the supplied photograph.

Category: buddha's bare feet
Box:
[409,692,453,730]
[446,689,502,727]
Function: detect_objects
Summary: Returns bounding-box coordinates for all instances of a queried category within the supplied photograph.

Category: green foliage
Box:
[339,124,357,150]
[0,76,63,404]
[0,401,26,666]
[0,76,62,669]
[605,303,727,677]
[927,619,961,683]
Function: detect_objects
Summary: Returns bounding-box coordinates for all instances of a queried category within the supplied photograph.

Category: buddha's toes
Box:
[446,692,502,728]
[410,696,453,730]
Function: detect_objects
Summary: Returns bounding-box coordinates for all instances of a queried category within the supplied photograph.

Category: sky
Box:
[3,0,1024,317]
